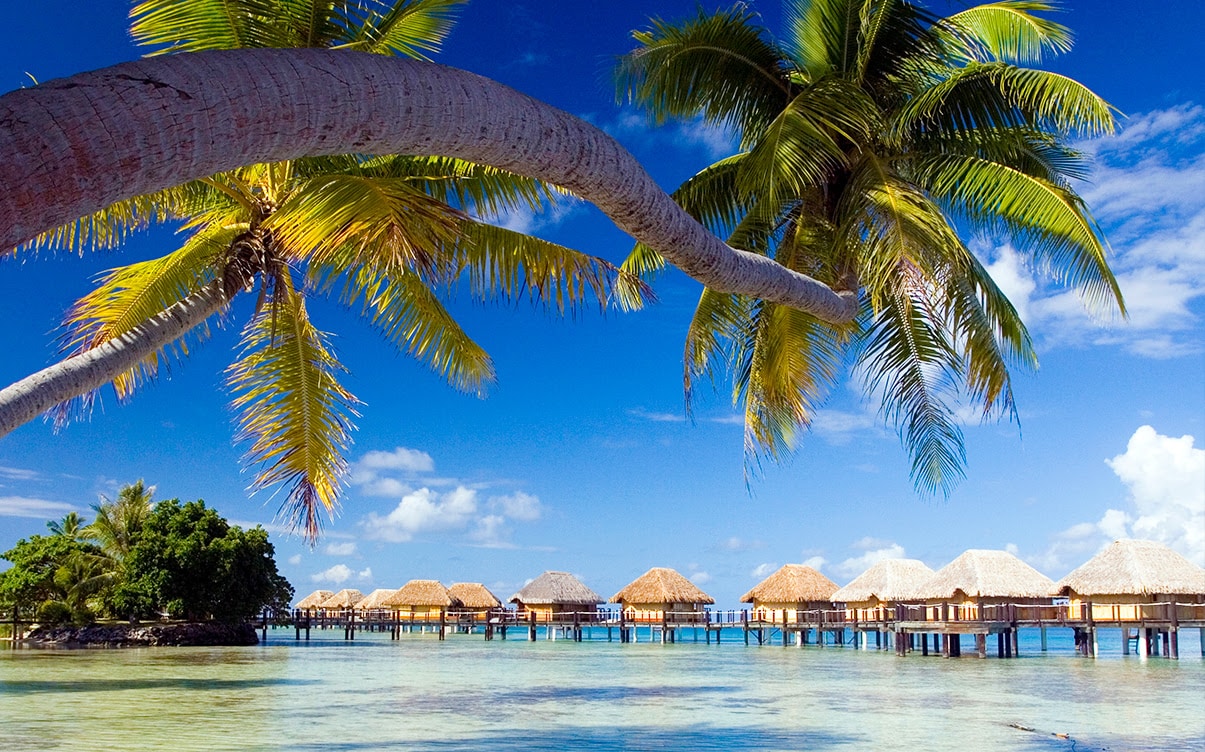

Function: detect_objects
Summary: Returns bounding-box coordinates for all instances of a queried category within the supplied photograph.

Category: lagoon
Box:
[2,629,1203,751]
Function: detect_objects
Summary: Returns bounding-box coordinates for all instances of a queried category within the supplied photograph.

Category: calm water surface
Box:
[2,629,1203,751]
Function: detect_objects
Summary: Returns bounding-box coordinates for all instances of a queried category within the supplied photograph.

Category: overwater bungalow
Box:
[295,589,334,615]
[1056,539,1205,658]
[448,583,502,623]
[509,571,603,623]
[354,588,399,620]
[610,567,714,625]
[742,564,839,624]
[832,558,936,623]
[906,549,1055,658]
[320,588,365,613]
[383,580,459,623]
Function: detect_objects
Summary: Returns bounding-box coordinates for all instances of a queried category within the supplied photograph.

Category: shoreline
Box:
[23,621,258,648]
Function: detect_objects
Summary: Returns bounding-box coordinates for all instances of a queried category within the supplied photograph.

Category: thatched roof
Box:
[509,571,603,606]
[610,567,715,605]
[296,589,334,609]
[1058,539,1205,596]
[448,583,501,609]
[912,550,1054,600]
[382,579,459,608]
[354,588,399,610]
[741,564,839,604]
[831,559,936,603]
[320,589,365,609]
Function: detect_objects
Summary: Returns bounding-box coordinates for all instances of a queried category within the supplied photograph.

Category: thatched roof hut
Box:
[448,583,502,610]
[742,564,838,604]
[296,589,334,610]
[912,550,1054,600]
[354,588,399,611]
[320,589,365,609]
[1058,539,1205,596]
[610,567,715,606]
[509,571,602,606]
[832,559,936,603]
[382,580,459,608]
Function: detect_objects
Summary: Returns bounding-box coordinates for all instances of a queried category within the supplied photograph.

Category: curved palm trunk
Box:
[0,49,856,323]
[0,281,227,438]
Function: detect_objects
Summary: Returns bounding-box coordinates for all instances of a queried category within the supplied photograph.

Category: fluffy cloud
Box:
[1032,426,1205,571]
[0,465,42,481]
[287,554,302,566]
[751,562,778,579]
[324,542,357,557]
[689,570,713,586]
[311,564,372,584]
[0,496,75,518]
[831,541,907,580]
[605,110,738,161]
[981,104,1205,357]
[802,555,828,571]
[358,447,435,474]
[362,486,542,546]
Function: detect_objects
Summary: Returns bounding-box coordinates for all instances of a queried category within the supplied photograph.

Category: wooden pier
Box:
[268,600,1205,660]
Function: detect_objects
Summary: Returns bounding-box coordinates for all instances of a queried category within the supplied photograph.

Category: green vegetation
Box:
[618,0,1121,491]
[0,482,292,625]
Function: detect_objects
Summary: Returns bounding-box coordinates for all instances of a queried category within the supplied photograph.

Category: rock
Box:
[25,621,259,647]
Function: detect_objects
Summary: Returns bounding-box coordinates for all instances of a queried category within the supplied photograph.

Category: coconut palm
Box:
[616,0,1123,491]
[46,511,86,541]
[4,0,644,541]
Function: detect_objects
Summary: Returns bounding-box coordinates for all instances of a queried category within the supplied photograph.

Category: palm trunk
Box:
[0,281,227,439]
[0,49,856,323]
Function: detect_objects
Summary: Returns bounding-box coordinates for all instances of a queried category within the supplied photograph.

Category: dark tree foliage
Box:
[0,534,100,614]
[121,499,293,622]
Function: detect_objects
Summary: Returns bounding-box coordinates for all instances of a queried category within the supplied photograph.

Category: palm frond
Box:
[941,1,1072,64]
[683,288,754,416]
[358,155,562,216]
[895,61,1115,140]
[130,0,285,53]
[912,153,1123,312]
[338,0,463,59]
[453,220,652,314]
[619,5,791,146]
[227,272,360,542]
[785,0,861,78]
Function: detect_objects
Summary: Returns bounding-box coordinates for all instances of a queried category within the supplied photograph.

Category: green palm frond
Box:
[358,155,562,216]
[683,288,754,415]
[227,272,360,542]
[858,283,966,496]
[619,5,791,145]
[895,61,1115,139]
[338,0,463,58]
[272,0,346,48]
[453,220,652,314]
[913,153,1123,312]
[131,0,285,52]
[785,0,860,78]
[268,173,465,279]
[55,225,237,418]
[942,1,1072,64]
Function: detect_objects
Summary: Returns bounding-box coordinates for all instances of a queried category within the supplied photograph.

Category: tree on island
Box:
[0,482,292,625]
[0,1,1122,532]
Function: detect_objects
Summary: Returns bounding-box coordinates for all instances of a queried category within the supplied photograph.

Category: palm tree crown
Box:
[618,0,1122,492]
[26,0,644,540]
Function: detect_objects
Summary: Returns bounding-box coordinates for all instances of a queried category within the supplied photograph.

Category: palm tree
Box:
[46,511,86,541]
[0,1,645,541]
[615,0,1123,492]
[86,480,156,562]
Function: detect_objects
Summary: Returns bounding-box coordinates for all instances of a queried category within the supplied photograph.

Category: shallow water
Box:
[2,628,1202,751]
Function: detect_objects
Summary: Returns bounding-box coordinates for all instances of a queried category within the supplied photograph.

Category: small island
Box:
[1,481,292,647]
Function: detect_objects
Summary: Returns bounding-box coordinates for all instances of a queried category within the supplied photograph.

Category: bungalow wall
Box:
[1066,592,1205,623]
[391,605,446,622]
[750,600,837,624]
[621,602,706,623]
[918,595,1055,622]
[513,602,596,622]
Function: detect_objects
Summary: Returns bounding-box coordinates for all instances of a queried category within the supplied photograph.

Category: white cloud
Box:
[494,491,542,522]
[324,542,357,557]
[689,571,713,586]
[627,407,686,423]
[751,562,778,579]
[811,409,878,443]
[0,496,75,518]
[363,486,479,543]
[470,515,512,548]
[312,564,351,584]
[287,554,302,566]
[1032,425,1205,571]
[605,110,738,161]
[802,555,828,571]
[721,537,765,552]
[982,104,1205,357]
[357,567,372,580]
[0,466,42,481]
[358,447,435,473]
[482,196,583,235]
[832,542,907,579]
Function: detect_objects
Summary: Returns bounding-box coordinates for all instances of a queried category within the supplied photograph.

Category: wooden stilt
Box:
[1169,599,1179,660]
[976,633,987,659]
[1011,628,1019,658]
[1040,627,1047,652]
[921,633,928,656]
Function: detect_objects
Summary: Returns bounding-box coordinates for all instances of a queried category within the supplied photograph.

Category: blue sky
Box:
[1,1,1202,609]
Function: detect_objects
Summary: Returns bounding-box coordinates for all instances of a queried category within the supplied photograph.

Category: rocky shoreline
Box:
[25,621,259,647]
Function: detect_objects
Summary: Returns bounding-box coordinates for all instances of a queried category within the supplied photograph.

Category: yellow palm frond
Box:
[227,271,360,542]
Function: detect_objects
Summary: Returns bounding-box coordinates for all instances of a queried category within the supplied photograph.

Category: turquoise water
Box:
[2,628,1203,751]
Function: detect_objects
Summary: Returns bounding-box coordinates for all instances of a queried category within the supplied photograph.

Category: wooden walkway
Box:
[267,601,1205,659]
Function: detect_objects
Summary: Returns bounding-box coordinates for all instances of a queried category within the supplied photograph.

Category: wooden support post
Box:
[438,609,446,641]
[661,612,668,644]
[921,633,928,656]
[1011,627,1019,658]
[976,633,987,659]
[1040,626,1047,652]
[742,610,749,646]
[782,611,789,647]
[529,611,537,642]
[941,634,950,658]
[1169,598,1179,660]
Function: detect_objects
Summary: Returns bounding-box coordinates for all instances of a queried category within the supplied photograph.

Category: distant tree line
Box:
[0,481,293,625]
